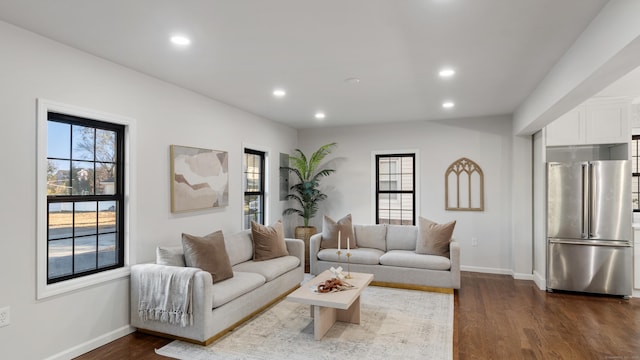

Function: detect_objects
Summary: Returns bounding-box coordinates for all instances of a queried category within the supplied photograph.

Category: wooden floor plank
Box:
[75,272,640,360]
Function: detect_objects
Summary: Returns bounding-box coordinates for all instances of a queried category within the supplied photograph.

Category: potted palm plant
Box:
[282,142,337,271]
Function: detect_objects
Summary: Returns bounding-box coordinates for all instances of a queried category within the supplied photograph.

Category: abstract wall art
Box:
[170,145,229,212]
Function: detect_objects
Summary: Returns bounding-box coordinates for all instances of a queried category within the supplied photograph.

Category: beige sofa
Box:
[130,229,304,345]
[310,224,460,289]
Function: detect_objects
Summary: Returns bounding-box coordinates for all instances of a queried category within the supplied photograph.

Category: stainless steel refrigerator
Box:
[547,160,632,297]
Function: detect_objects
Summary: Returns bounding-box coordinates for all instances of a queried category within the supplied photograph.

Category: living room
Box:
[1,1,640,359]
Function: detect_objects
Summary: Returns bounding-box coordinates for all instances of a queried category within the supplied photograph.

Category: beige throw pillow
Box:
[182,230,234,283]
[320,214,356,249]
[416,217,456,257]
[251,220,289,261]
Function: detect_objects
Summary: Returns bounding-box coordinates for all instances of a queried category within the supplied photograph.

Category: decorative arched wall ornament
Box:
[445,157,484,211]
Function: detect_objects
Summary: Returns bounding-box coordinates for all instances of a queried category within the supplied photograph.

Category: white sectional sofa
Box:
[130,229,304,345]
[310,224,460,289]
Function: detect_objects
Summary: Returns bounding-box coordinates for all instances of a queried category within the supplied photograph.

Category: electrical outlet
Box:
[471,237,478,247]
[0,306,10,327]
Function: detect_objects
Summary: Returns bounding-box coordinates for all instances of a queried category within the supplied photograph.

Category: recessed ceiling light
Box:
[344,77,361,84]
[315,112,326,120]
[439,68,455,78]
[442,101,455,108]
[272,89,286,97]
[170,35,191,46]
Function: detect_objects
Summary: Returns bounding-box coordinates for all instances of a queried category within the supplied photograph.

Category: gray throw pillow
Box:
[416,217,456,257]
[182,230,234,283]
[251,220,289,261]
[156,246,185,267]
[321,214,356,250]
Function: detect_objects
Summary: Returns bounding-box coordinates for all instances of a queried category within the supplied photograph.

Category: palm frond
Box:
[281,143,337,225]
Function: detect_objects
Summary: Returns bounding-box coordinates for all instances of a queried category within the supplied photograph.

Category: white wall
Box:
[297,115,525,274]
[0,21,297,360]
[532,131,547,289]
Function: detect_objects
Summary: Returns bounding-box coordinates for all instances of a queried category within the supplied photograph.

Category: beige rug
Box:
[155,285,453,360]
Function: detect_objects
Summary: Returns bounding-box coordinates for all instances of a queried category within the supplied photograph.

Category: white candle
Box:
[338,231,341,251]
[347,237,350,251]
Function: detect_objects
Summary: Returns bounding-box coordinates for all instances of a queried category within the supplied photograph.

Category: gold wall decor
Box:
[445,157,484,211]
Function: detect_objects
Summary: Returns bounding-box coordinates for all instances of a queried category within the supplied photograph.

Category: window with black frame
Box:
[244,149,265,228]
[632,135,640,212]
[376,153,415,225]
[46,112,125,284]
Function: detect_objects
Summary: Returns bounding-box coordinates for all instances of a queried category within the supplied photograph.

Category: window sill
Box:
[37,266,130,300]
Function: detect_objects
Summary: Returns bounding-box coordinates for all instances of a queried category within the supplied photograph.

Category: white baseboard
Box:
[513,272,534,281]
[461,265,512,275]
[532,270,546,290]
[44,325,135,360]
[461,266,537,282]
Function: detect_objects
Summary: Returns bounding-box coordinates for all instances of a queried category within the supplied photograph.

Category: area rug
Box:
[155,285,453,360]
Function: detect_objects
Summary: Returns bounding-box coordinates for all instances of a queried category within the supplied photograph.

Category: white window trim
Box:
[241,143,270,228]
[36,99,137,299]
[371,149,420,224]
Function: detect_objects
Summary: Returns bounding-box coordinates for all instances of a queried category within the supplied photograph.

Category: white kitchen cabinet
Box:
[545,106,585,146]
[546,97,630,146]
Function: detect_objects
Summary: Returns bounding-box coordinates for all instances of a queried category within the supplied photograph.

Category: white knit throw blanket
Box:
[138,264,199,327]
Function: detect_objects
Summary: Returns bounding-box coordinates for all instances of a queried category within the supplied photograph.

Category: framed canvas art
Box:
[170,145,229,212]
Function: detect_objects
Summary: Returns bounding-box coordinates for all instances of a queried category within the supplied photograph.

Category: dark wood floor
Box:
[75,272,640,360]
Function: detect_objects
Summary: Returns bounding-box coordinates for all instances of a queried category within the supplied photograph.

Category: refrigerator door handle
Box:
[590,162,597,238]
[549,238,632,247]
[581,163,589,239]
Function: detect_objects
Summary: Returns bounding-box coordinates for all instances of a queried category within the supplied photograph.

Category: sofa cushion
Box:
[211,271,266,308]
[232,255,300,282]
[156,246,185,267]
[380,250,451,271]
[182,231,234,283]
[224,230,254,266]
[251,220,289,261]
[354,224,387,252]
[386,225,417,251]
[317,248,384,265]
[321,214,356,249]
[416,217,456,257]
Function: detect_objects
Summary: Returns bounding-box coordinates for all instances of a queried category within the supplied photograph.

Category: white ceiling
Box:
[0,0,611,129]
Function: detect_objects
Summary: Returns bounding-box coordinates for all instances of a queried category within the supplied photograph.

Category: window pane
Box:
[72,125,95,161]
[49,202,73,240]
[74,202,97,237]
[74,236,97,272]
[244,194,263,228]
[96,162,116,195]
[378,193,393,224]
[95,129,116,162]
[98,201,117,233]
[49,239,73,279]
[399,157,414,191]
[98,233,117,267]
[72,161,95,195]
[48,121,70,159]
[47,159,71,195]
[400,193,414,220]
[244,153,262,192]
[379,180,397,191]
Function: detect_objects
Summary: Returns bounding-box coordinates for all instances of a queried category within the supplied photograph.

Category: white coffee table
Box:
[286,270,374,340]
